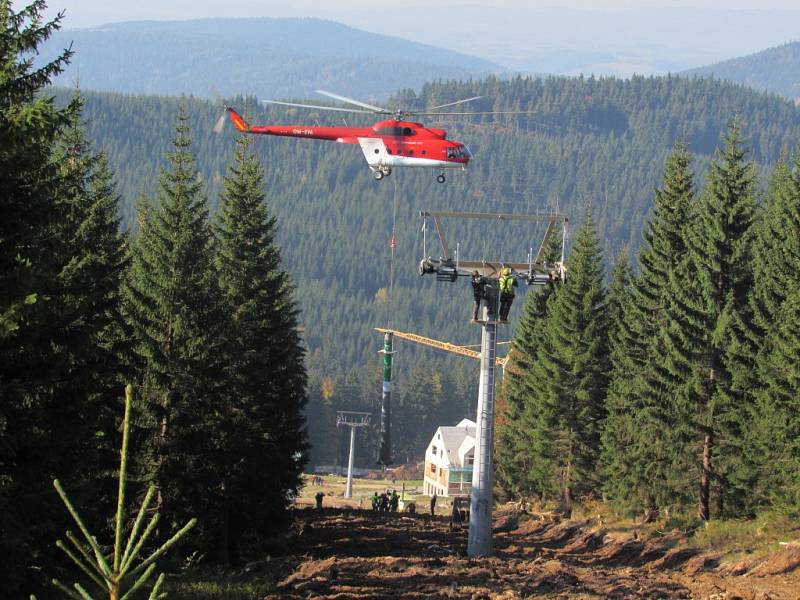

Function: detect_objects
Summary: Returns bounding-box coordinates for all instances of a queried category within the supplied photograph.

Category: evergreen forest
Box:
[3,1,800,596]
[2,3,307,594]
[55,69,800,470]
[497,128,800,526]
[684,41,800,102]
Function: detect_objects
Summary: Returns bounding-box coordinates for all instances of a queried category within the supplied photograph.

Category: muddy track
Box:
[261,509,800,599]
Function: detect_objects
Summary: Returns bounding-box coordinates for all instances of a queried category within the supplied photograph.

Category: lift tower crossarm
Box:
[420,211,565,222]
[417,210,568,283]
[419,211,565,263]
[374,328,509,366]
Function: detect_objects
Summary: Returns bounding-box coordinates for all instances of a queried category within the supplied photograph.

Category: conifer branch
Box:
[64,531,106,581]
[147,574,166,600]
[53,479,112,577]
[119,512,161,575]
[50,579,84,600]
[119,563,157,600]
[72,583,94,600]
[55,539,106,591]
[114,384,133,573]
[126,518,197,581]
[120,486,156,569]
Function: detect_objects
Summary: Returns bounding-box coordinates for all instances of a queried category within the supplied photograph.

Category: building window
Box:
[430,463,437,474]
[431,445,437,455]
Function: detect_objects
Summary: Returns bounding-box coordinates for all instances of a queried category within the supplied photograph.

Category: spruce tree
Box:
[752,288,800,509]
[0,2,104,592]
[51,96,129,514]
[605,248,632,352]
[661,123,756,520]
[748,158,796,339]
[122,109,224,545]
[215,135,308,563]
[601,144,696,514]
[496,233,562,499]
[501,212,608,507]
[747,150,800,509]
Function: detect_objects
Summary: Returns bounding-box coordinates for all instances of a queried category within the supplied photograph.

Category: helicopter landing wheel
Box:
[437,173,446,184]
[374,170,384,181]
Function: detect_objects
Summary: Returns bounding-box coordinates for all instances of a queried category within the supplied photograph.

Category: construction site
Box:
[256,208,800,600]
[214,495,799,599]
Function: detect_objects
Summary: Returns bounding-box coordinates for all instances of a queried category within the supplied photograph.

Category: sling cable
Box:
[376,177,398,467]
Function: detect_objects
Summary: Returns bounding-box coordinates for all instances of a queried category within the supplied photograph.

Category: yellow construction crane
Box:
[374,328,510,367]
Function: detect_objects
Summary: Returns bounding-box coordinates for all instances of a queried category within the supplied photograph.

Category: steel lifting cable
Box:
[386,176,399,329]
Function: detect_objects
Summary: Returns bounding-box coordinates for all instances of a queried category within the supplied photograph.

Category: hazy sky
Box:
[46,0,800,28]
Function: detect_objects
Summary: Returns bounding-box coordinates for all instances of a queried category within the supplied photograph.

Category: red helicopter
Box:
[216,90,531,183]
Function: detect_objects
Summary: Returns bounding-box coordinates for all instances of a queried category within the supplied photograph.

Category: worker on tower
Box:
[470,270,486,323]
[499,267,518,322]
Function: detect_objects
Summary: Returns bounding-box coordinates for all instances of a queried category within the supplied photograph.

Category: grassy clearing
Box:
[295,473,438,510]
[687,509,800,560]
[165,576,273,600]
[513,497,800,562]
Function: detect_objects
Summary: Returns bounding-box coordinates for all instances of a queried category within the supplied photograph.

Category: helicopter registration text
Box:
[292,128,315,136]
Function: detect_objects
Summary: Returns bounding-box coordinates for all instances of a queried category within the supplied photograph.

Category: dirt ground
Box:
[259,507,800,599]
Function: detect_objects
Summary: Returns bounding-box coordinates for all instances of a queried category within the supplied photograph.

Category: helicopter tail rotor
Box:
[209,85,252,135]
[211,102,251,135]
[210,85,229,134]
[213,109,228,134]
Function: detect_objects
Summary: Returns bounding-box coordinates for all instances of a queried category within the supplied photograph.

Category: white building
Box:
[423,418,476,497]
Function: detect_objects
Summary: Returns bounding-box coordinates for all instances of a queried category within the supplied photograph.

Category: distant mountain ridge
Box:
[308,6,800,77]
[40,17,504,101]
[682,41,800,103]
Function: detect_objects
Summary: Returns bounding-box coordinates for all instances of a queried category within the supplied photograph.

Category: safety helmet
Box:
[503,267,511,276]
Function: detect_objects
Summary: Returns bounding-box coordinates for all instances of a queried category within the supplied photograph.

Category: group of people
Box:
[371,489,400,512]
[470,267,518,323]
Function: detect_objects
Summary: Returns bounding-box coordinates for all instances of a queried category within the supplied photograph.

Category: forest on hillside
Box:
[683,41,800,102]
[5,4,800,596]
[59,76,800,467]
[498,130,800,527]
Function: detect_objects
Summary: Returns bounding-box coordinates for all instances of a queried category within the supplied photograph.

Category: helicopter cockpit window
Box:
[447,147,467,159]
[376,126,414,136]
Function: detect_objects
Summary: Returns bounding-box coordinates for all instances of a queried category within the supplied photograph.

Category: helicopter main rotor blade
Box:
[262,99,374,114]
[426,95,484,111]
[315,90,390,114]
[407,110,538,116]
